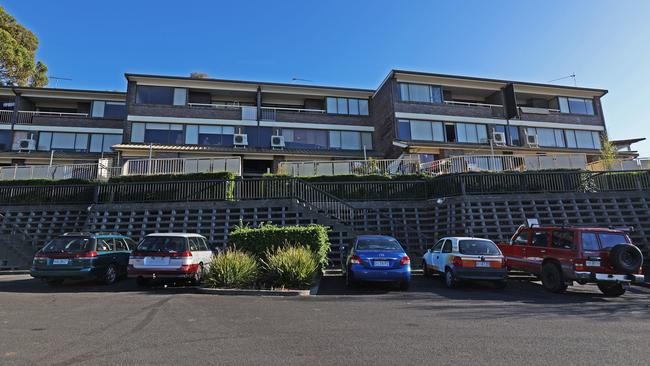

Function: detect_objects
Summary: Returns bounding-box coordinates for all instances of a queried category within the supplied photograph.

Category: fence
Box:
[0,170,649,206]
[0,163,107,181]
[121,157,242,176]
[587,158,650,172]
[278,158,421,176]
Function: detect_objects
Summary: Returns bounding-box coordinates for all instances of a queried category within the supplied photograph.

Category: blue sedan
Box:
[340,235,411,291]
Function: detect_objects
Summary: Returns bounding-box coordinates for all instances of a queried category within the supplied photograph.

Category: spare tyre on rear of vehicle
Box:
[608,244,643,274]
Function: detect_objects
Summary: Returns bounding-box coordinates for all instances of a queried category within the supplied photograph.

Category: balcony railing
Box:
[122,157,242,177]
[0,163,106,181]
[278,157,421,177]
[186,103,257,121]
[260,106,326,121]
[587,158,650,172]
[15,111,89,125]
[518,106,561,115]
[0,110,13,124]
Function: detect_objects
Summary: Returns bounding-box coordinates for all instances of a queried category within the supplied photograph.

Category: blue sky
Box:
[4,0,650,155]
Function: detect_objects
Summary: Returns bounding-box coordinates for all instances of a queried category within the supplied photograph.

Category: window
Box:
[405,120,444,142]
[192,125,235,146]
[552,231,575,250]
[38,132,93,152]
[397,120,412,140]
[361,132,373,150]
[325,97,370,116]
[398,83,442,103]
[527,127,566,148]
[96,238,113,252]
[51,133,76,149]
[124,238,138,250]
[328,131,367,150]
[432,240,444,252]
[565,130,577,148]
[356,238,402,251]
[575,130,601,149]
[598,233,629,249]
[189,237,201,251]
[341,131,361,150]
[102,135,121,152]
[282,128,328,149]
[136,86,175,105]
[458,240,500,255]
[199,238,210,251]
[581,232,599,251]
[531,232,549,247]
[508,126,521,146]
[114,238,128,252]
[456,123,489,144]
[142,123,183,144]
[558,97,595,115]
[513,231,529,245]
[91,101,126,119]
[442,240,452,253]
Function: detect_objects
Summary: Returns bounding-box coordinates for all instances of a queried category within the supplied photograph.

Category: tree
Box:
[0,6,48,87]
[599,136,618,171]
[190,72,209,79]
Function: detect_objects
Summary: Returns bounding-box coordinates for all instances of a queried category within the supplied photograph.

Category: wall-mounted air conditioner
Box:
[492,131,507,146]
[526,134,539,148]
[18,139,36,151]
[271,135,285,149]
[233,134,248,148]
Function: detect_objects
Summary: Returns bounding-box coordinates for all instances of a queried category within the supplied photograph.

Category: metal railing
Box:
[260,106,326,121]
[0,110,13,124]
[186,103,257,121]
[0,163,106,181]
[15,110,89,124]
[122,157,242,176]
[587,158,650,172]
[444,100,502,108]
[420,155,526,175]
[278,158,421,177]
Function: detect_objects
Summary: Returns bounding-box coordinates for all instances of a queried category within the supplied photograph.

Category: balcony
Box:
[10,111,123,129]
[395,99,506,119]
[516,105,604,127]
[260,106,371,126]
[130,102,256,122]
[0,110,13,124]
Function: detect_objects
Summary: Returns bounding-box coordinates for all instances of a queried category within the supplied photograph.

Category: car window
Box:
[513,231,529,245]
[551,231,575,250]
[114,238,128,251]
[125,238,137,250]
[531,232,549,248]
[441,240,452,254]
[200,238,210,251]
[189,238,200,251]
[96,238,113,252]
[598,233,629,250]
[356,238,402,251]
[459,240,500,255]
[137,236,188,252]
[42,237,92,253]
[581,232,599,251]
[432,240,444,252]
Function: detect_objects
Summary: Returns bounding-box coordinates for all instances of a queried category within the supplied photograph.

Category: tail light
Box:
[350,255,362,264]
[400,256,411,266]
[574,259,586,271]
[76,251,98,260]
[170,251,192,258]
[34,252,48,259]
[452,256,463,268]
[500,257,507,268]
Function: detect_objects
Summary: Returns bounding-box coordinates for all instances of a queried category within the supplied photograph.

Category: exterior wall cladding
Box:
[1,69,610,162]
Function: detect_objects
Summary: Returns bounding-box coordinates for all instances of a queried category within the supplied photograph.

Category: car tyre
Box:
[541,263,567,293]
[597,282,626,297]
[444,269,457,289]
[493,280,507,290]
[102,264,117,285]
[399,281,410,291]
[136,277,150,287]
[422,261,430,278]
[45,279,64,286]
[191,264,204,285]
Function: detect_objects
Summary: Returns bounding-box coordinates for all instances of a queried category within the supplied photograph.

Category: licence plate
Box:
[144,257,170,266]
[52,259,69,265]
[373,260,390,267]
[586,261,601,267]
[475,261,491,268]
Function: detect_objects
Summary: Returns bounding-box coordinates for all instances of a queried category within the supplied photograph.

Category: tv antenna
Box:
[548,73,576,86]
[291,77,313,83]
[48,76,72,88]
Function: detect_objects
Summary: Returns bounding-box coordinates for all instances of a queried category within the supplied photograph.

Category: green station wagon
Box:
[30,233,137,286]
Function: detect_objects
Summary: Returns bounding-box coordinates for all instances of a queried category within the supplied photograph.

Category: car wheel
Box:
[541,263,567,293]
[422,261,430,278]
[136,277,150,287]
[103,264,117,285]
[399,281,410,291]
[191,264,204,285]
[444,269,457,289]
[597,283,626,297]
[493,280,507,290]
[46,279,64,286]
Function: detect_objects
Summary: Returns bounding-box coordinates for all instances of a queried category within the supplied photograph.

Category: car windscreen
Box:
[42,237,92,252]
[598,233,629,249]
[356,238,402,251]
[136,237,188,253]
[458,240,500,255]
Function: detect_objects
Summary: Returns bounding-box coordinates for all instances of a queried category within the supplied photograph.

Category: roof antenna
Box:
[291,77,313,83]
[548,73,576,86]
[48,76,72,88]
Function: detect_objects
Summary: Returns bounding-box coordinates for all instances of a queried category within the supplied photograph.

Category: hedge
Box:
[0,178,92,187]
[108,171,235,183]
[228,224,330,269]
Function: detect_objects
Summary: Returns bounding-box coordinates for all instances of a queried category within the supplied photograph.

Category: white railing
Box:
[523,153,587,171]
[15,110,89,124]
[444,101,503,109]
[0,163,106,181]
[587,158,650,172]
[278,158,420,177]
[187,103,244,109]
[260,106,326,121]
[186,103,257,121]
[420,155,526,175]
[0,110,13,124]
[122,157,242,177]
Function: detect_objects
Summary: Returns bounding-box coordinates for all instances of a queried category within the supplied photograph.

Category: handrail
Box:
[260,106,326,113]
[0,110,13,124]
[187,103,247,109]
[444,100,503,108]
[17,110,89,117]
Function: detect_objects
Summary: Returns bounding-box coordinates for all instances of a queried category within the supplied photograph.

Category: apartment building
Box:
[0,86,125,165]
[0,69,634,174]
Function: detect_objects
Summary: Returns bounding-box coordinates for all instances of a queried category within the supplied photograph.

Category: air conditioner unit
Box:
[526,134,539,148]
[492,131,507,146]
[18,139,36,151]
[233,133,248,147]
[271,135,285,149]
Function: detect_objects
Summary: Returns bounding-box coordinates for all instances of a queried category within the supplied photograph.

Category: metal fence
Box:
[0,164,106,181]
[587,158,650,172]
[121,157,242,176]
[279,158,421,176]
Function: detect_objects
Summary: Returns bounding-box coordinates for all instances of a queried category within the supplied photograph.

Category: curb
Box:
[0,270,30,276]
[196,287,310,296]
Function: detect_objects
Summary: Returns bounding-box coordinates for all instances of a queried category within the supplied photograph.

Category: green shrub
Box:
[261,245,317,289]
[108,171,235,183]
[228,224,330,269]
[205,249,259,289]
[0,178,92,186]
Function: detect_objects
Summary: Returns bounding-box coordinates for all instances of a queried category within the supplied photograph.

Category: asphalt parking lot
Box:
[1,273,649,366]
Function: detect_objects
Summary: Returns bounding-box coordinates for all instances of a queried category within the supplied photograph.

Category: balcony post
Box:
[256,86,262,123]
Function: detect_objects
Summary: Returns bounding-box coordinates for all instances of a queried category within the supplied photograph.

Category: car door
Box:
[199,237,213,264]
[550,230,576,276]
[507,230,530,271]
[527,230,550,274]
[95,238,115,270]
[424,240,443,268]
[113,238,130,269]
[428,240,445,273]
[439,239,453,272]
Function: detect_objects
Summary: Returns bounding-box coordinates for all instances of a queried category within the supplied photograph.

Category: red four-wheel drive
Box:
[498,225,645,297]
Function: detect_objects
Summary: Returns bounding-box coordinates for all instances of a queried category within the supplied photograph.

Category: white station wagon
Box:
[422,236,508,289]
[128,233,213,286]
